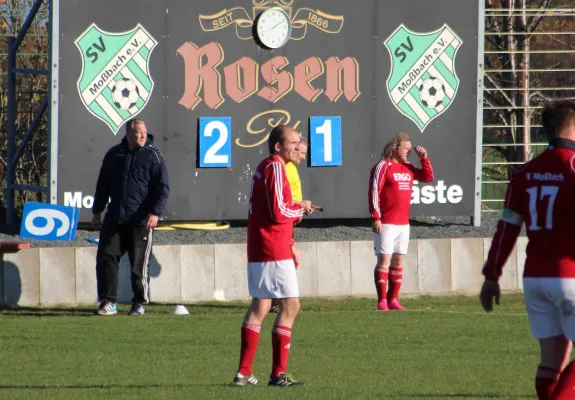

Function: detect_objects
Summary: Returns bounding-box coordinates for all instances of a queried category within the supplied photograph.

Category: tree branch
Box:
[484,96,511,126]
[485,73,517,107]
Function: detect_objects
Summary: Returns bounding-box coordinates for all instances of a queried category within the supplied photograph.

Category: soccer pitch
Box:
[0,295,537,399]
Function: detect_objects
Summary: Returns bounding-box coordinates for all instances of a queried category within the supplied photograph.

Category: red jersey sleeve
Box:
[410,157,434,182]
[265,161,304,223]
[482,180,523,282]
[368,161,386,222]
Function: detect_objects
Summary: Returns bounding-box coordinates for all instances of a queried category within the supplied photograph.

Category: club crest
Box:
[75,24,157,135]
[384,24,462,132]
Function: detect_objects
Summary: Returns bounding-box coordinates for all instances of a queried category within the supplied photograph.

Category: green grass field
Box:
[0,295,540,399]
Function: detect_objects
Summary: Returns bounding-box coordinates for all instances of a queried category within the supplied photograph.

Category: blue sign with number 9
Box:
[199,117,232,167]
[310,116,342,166]
[20,202,80,241]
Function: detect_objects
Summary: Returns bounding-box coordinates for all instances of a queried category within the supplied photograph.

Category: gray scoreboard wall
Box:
[50,0,484,222]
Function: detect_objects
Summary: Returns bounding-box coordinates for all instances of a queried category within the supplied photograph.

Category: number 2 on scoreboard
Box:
[199,117,232,168]
[310,116,342,167]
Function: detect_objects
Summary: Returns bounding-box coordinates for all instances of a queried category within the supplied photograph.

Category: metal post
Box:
[6,37,16,226]
[14,0,45,50]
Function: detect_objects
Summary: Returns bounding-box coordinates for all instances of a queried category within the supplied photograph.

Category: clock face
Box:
[256,8,291,49]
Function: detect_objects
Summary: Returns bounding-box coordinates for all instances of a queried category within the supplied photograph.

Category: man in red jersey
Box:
[368,133,434,311]
[233,125,312,387]
[480,100,575,400]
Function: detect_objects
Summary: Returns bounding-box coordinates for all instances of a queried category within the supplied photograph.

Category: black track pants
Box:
[96,223,153,304]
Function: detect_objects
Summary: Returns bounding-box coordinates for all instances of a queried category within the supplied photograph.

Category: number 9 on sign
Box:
[20,202,79,241]
[310,116,342,166]
[199,117,232,167]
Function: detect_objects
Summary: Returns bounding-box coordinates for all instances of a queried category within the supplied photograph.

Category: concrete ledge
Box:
[0,237,526,307]
[317,241,351,297]
[214,244,248,301]
[181,245,214,302]
[4,248,39,306]
[350,241,375,297]
[39,248,76,305]
[451,238,484,294]
[418,239,451,294]
[296,242,318,298]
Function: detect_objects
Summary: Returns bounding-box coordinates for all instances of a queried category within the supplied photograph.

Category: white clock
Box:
[256,7,292,49]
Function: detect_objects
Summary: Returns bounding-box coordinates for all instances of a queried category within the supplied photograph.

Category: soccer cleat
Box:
[97,301,117,316]
[128,303,146,316]
[270,304,280,313]
[377,299,389,311]
[388,299,406,311]
[233,372,259,386]
[268,373,304,387]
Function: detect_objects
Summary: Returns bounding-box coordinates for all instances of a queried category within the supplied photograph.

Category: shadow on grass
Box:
[399,395,532,399]
[0,302,250,317]
[181,303,247,310]
[0,306,97,317]
[0,386,533,397]
[0,383,236,390]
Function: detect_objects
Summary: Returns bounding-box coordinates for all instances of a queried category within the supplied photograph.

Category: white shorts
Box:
[524,277,575,340]
[373,224,410,255]
[247,260,299,299]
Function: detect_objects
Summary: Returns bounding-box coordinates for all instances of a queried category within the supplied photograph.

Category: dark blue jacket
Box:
[92,135,170,226]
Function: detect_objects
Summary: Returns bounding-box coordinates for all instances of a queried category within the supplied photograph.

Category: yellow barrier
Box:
[154,221,230,231]
[78,221,231,232]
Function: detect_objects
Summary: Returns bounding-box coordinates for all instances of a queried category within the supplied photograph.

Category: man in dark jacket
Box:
[91,118,169,316]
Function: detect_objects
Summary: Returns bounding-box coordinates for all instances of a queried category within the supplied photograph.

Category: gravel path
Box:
[0,212,514,248]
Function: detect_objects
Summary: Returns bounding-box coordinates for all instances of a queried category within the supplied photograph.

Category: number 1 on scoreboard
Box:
[310,116,342,167]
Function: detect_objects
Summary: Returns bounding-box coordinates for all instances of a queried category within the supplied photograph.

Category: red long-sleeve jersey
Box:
[483,139,575,281]
[247,156,304,262]
[368,158,434,224]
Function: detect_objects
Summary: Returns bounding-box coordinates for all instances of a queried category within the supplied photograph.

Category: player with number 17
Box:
[480,100,575,400]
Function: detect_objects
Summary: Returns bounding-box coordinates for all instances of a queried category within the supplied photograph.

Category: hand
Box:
[146,214,159,231]
[480,280,501,312]
[303,199,314,215]
[372,220,382,234]
[414,146,427,160]
[91,213,102,230]
[291,245,301,269]
[301,200,313,214]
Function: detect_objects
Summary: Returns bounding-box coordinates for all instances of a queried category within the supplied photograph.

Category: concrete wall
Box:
[0,237,527,307]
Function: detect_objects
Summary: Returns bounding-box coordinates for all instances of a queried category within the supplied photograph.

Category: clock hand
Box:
[259,20,285,34]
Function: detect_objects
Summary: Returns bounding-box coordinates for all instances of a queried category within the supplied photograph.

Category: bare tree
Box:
[0,0,49,220]
[482,0,575,210]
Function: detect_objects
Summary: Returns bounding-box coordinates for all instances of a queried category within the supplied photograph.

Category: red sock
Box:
[536,365,560,400]
[388,267,403,301]
[551,361,575,400]
[271,325,292,378]
[374,269,388,302]
[238,322,261,376]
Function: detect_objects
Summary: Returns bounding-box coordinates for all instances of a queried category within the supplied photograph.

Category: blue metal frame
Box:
[6,0,50,226]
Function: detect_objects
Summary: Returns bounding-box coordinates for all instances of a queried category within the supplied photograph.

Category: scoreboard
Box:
[50,0,484,222]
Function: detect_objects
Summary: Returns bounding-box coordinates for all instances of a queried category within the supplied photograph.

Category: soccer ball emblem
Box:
[111,78,139,110]
[419,77,446,109]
